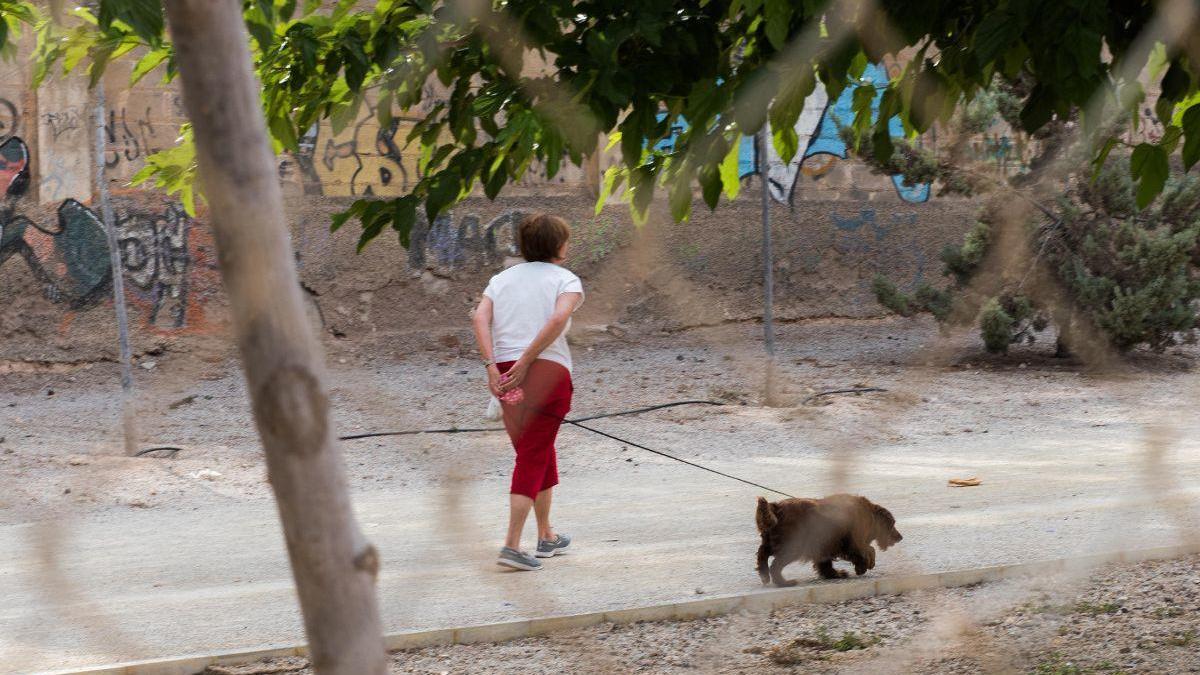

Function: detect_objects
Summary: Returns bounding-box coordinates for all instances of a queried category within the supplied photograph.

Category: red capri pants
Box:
[497,359,572,499]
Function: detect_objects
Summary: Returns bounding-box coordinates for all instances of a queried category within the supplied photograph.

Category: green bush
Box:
[873,157,1200,354]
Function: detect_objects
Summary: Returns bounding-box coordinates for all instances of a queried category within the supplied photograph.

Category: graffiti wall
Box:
[647,62,933,206]
[291,92,592,197]
[36,76,92,204]
[0,135,217,337]
[0,48,1009,360]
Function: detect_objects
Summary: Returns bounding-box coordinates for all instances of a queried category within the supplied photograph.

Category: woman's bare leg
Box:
[505,493,535,550]
[533,487,555,541]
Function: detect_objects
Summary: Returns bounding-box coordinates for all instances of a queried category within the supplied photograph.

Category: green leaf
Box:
[1161,125,1182,155]
[699,165,722,210]
[98,0,163,46]
[1182,103,1200,171]
[771,121,799,164]
[1146,43,1169,82]
[246,18,275,52]
[1091,136,1119,182]
[848,51,868,80]
[130,48,168,85]
[330,91,363,135]
[376,90,393,130]
[763,0,791,51]
[484,162,508,200]
[595,165,624,215]
[668,175,693,222]
[391,195,418,248]
[330,202,361,232]
[628,168,655,225]
[268,112,299,152]
[719,137,742,200]
[1155,96,1175,127]
[180,185,196,218]
[1160,59,1190,103]
[1130,143,1168,209]
[1019,85,1054,132]
[973,11,1017,64]
[353,200,390,251]
[871,122,894,164]
[425,170,462,222]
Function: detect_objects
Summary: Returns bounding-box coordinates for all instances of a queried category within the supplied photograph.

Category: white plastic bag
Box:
[485,396,502,421]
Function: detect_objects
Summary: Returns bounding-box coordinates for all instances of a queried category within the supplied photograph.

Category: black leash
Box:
[340,398,797,499]
[555,415,796,499]
[337,400,725,440]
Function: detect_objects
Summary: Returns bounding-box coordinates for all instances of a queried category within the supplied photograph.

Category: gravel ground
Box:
[210,554,1200,675]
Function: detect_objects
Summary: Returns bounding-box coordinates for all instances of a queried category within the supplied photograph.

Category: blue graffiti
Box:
[803,63,930,203]
[654,114,757,177]
[651,62,931,204]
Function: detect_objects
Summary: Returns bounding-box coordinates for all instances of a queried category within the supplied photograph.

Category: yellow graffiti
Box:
[312,108,425,197]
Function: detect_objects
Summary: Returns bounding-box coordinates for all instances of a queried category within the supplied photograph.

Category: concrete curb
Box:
[44,543,1200,675]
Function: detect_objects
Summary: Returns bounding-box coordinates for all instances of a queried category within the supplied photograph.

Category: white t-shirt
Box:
[484,262,584,373]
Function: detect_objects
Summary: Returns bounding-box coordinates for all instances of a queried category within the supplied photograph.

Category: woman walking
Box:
[472,213,584,571]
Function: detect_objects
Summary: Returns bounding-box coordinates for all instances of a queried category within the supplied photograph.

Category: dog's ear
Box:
[872,503,895,526]
[756,496,778,532]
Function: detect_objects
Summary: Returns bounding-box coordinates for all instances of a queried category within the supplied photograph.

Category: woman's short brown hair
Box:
[517,213,570,262]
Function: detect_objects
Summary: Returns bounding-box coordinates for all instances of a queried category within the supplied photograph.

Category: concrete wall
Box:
[0,44,1028,362]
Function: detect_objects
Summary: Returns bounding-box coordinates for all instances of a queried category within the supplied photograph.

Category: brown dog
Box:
[755,494,902,586]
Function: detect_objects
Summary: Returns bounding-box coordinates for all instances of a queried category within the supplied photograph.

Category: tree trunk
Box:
[161,2,386,673]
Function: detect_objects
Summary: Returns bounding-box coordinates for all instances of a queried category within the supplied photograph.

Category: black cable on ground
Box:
[339,398,795,498]
[134,446,183,458]
[337,399,724,441]
[801,387,887,405]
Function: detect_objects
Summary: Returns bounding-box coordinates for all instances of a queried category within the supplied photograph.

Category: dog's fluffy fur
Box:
[755,493,902,586]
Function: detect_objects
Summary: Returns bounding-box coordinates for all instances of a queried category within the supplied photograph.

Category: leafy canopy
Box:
[19,0,1200,250]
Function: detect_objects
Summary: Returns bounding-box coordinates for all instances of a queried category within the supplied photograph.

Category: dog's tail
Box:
[755,496,778,533]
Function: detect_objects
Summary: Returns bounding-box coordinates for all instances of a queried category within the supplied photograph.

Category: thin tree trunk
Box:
[161,2,386,673]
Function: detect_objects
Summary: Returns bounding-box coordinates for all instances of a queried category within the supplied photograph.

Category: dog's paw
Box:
[854,565,868,576]
[833,569,849,579]
[774,579,798,587]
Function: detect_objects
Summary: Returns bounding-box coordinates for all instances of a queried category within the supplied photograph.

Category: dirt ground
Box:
[210,554,1200,675]
[3,315,1200,672]
[2,315,1196,526]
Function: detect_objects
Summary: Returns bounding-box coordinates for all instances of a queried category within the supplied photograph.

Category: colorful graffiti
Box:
[651,64,931,205]
[0,136,199,328]
[801,63,931,203]
[0,97,18,143]
[313,113,420,197]
[301,92,589,197]
[0,135,29,195]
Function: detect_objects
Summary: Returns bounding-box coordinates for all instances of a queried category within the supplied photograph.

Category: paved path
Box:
[4,425,1200,673]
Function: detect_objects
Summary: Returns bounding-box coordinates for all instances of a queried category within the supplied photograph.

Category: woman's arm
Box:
[498,291,582,392]
[471,296,503,398]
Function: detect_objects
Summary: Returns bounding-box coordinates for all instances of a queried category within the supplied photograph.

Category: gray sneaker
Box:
[497,547,542,571]
[535,533,571,558]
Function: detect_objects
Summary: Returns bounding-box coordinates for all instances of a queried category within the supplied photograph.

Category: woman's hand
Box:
[499,358,530,392]
[486,364,503,398]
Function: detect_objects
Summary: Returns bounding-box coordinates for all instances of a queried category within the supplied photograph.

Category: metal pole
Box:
[758,127,779,406]
[758,127,775,357]
[94,82,137,455]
